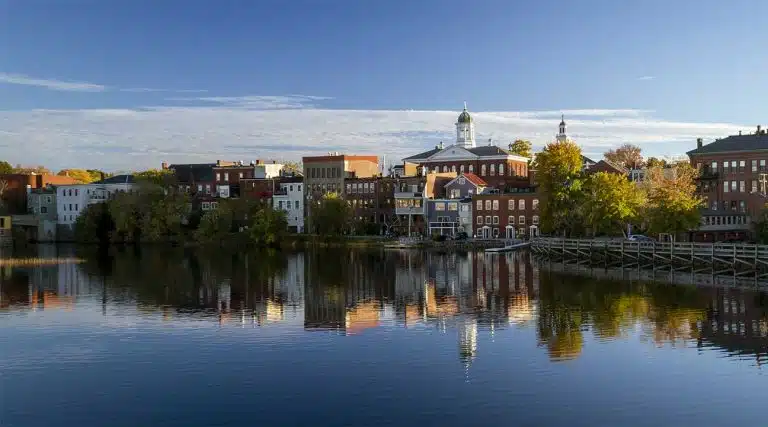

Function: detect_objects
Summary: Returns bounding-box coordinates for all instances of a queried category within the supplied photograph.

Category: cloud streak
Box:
[168,95,334,109]
[0,72,107,92]
[0,104,745,171]
[637,76,655,81]
[0,72,206,93]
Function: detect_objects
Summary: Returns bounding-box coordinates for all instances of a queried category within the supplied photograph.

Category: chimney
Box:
[758,125,762,134]
[696,138,703,149]
[438,141,444,149]
[272,160,276,164]
[161,162,168,170]
[739,130,742,136]
[256,159,263,165]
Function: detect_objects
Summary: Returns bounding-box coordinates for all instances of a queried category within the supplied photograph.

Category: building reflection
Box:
[1,247,765,367]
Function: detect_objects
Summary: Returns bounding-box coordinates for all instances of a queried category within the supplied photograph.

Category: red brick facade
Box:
[471,192,543,239]
[0,174,79,214]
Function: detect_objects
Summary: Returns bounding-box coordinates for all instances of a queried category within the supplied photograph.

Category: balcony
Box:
[696,166,719,180]
[395,193,425,215]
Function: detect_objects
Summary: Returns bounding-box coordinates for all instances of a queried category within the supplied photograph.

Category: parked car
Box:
[627,235,654,242]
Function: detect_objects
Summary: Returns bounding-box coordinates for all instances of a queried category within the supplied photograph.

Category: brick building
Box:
[0,173,78,214]
[302,154,380,233]
[401,106,531,190]
[688,131,768,242]
[471,189,542,239]
[213,162,259,198]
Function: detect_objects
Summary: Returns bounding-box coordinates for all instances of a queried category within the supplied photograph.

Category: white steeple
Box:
[557,114,567,142]
[456,102,476,148]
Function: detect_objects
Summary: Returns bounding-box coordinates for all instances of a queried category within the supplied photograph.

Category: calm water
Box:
[1,247,767,427]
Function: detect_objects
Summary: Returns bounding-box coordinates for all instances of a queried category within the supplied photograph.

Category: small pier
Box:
[531,238,768,278]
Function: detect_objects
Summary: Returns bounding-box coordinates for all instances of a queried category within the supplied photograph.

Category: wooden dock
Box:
[531,238,768,278]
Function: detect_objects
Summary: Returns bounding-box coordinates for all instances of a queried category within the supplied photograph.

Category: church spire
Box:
[456,102,476,148]
[557,114,567,142]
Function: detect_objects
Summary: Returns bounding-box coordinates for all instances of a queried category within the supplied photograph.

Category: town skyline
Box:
[2,0,766,171]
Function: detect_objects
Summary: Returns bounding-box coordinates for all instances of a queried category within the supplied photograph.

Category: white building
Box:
[272,179,304,233]
[255,162,285,179]
[56,175,136,227]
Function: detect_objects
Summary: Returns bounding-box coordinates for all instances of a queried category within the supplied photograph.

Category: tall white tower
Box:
[556,114,567,143]
[456,102,476,148]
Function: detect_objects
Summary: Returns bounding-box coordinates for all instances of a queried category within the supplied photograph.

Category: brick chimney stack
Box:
[696,138,703,149]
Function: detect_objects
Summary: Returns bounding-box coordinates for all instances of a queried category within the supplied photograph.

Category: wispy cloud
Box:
[637,76,655,81]
[120,87,208,93]
[168,95,333,109]
[0,72,206,93]
[0,104,743,171]
[0,72,107,92]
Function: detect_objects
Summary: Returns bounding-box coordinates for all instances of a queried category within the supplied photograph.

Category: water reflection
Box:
[1,247,767,366]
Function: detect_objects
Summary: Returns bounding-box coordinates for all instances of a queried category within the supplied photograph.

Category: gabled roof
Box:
[168,163,215,182]
[403,147,441,161]
[687,134,768,155]
[588,159,628,175]
[468,146,512,156]
[581,155,596,164]
[446,172,487,188]
[93,174,135,184]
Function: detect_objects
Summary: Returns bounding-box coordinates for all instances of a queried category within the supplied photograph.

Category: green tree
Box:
[194,203,234,243]
[534,140,585,236]
[583,172,646,237]
[312,192,350,236]
[283,161,303,175]
[645,157,668,169]
[134,169,175,187]
[249,208,288,246]
[605,144,644,169]
[0,161,13,174]
[74,202,115,244]
[508,139,533,158]
[13,165,52,175]
[641,164,703,240]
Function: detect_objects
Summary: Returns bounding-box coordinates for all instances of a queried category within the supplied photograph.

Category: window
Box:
[279,201,284,209]
[460,204,468,212]
[498,164,504,176]
[492,200,499,210]
[739,201,746,213]
[493,228,499,238]
[224,173,229,182]
[433,167,439,173]
[216,173,221,181]
[519,216,526,225]
[75,189,78,196]
[321,168,326,178]
[485,216,492,224]
[443,166,449,173]
[435,202,446,211]
[731,181,737,192]
[457,177,466,185]
[724,182,730,193]
[74,204,78,211]
[69,204,72,210]
[298,185,301,192]
[532,199,539,210]
[41,206,47,214]
[752,180,758,193]
[198,184,203,192]
[460,165,465,173]
[508,200,515,210]
[740,181,745,192]
[532,215,539,225]
[761,160,767,171]
[731,160,737,172]
[711,161,718,172]
[490,164,496,176]
[477,216,483,224]
[448,202,458,211]
[752,160,758,172]
[481,164,487,176]
[295,201,299,209]
[739,160,745,172]
[485,200,491,210]
[205,184,211,194]
[468,165,474,173]
[239,172,244,179]
[476,200,483,210]
[518,200,525,210]
[492,216,499,225]
[451,165,456,173]
[508,216,515,225]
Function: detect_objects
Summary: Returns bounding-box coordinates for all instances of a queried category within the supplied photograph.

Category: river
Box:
[1,247,766,427]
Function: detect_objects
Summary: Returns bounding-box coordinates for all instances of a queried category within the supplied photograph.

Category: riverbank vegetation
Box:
[535,141,703,239]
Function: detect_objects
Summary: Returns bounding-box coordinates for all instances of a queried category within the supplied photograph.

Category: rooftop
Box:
[93,174,135,184]
[688,132,768,155]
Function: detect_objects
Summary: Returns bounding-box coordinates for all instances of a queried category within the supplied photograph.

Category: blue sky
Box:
[1,0,766,171]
